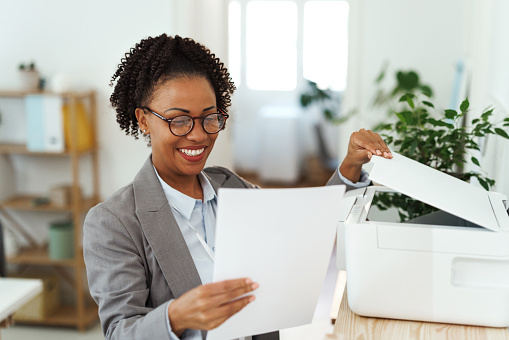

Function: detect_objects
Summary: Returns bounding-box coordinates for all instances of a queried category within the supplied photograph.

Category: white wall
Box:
[0,0,232,200]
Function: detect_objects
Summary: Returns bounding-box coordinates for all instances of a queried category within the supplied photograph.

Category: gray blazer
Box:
[84,156,350,340]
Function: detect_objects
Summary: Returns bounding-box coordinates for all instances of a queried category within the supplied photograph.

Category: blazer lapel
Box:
[133,156,202,299]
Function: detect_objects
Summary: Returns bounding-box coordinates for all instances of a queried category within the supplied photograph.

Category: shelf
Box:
[1,89,99,331]
[0,90,95,99]
[0,195,98,212]
[0,143,95,156]
[7,247,78,267]
[15,304,98,329]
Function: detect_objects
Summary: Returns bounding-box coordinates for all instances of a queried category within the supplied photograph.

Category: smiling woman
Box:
[82,33,390,340]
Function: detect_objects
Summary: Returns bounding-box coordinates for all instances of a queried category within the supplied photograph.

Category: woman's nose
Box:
[185,121,208,141]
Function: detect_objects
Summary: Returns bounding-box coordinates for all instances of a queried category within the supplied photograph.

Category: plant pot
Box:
[19,70,40,91]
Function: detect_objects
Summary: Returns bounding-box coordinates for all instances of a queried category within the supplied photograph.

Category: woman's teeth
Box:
[179,148,205,157]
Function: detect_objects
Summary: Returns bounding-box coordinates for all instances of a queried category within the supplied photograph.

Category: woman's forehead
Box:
[149,76,216,109]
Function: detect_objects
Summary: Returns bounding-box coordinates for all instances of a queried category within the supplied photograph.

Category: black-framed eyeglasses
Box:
[142,107,229,137]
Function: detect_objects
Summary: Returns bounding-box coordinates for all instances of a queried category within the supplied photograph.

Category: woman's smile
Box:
[178,146,207,161]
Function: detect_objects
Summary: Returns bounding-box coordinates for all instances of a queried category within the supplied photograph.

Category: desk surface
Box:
[332,272,509,340]
[0,278,42,323]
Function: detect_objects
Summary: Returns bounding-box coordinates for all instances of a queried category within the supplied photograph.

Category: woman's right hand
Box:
[168,278,258,336]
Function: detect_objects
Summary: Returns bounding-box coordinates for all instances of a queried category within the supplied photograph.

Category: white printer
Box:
[337,152,509,327]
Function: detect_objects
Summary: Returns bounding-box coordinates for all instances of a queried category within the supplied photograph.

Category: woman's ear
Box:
[135,108,149,134]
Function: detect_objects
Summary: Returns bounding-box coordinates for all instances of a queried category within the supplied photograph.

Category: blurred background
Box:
[1,0,508,195]
[0,0,508,338]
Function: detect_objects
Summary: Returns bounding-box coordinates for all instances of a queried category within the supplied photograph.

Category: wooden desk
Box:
[331,272,509,340]
[0,278,42,337]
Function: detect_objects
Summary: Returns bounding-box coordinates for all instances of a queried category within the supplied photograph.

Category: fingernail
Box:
[251,283,259,290]
[245,278,252,284]
[367,152,372,159]
[376,150,382,156]
[249,296,256,302]
[383,152,388,158]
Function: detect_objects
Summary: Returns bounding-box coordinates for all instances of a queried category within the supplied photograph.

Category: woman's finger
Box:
[198,282,259,310]
[366,130,392,158]
[200,278,258,301]
[351,129,379,156]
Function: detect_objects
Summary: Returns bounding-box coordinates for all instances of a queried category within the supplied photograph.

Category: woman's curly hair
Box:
[110,34,236,139]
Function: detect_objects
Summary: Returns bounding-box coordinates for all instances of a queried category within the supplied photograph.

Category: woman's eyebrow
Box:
[202,106,216,111]
[164,106,216,114]
[165,107,190,113]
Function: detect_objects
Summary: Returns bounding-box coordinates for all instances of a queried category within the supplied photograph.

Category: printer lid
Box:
[369,152,508,232]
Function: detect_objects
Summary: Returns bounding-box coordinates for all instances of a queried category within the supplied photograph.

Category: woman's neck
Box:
[160,172,203,200]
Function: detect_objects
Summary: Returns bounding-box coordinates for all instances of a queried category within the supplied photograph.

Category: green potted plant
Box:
[19,62,40,91]
[300,79,351,124]
[299,80,356,170]
[370,66,509,219]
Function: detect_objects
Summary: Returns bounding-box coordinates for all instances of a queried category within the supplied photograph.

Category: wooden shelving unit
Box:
[0,90,99,331]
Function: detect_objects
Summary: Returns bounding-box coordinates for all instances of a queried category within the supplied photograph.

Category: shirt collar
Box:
[153,167,217,220]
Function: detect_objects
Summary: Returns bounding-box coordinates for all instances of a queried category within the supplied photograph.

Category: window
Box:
[246,1,298,90]
[303,1,349,90]
[228,0,349,92]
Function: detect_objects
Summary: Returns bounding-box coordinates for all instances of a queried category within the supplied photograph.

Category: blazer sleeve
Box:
[83,204,171,340]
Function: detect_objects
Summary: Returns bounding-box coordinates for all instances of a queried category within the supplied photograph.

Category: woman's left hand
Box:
[339,128,392,182]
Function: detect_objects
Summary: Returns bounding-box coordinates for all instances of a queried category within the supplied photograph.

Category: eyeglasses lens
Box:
[169,113,226,136]
[170,116,193,136]
[203,114,225,133]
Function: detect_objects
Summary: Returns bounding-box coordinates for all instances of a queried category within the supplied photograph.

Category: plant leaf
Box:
[420,85,433,97]
[428,118,454,128]
[471,156,480,166]
[495,128,509,139]
[397,71,419,91]
[395,112,407,124]
[478,178,489,191]
[422,101,434,108]
[444,109,457,119]
[398,94,415,109]
[481,108,494,121]
[324,109,334,121]
[460,98,470,112]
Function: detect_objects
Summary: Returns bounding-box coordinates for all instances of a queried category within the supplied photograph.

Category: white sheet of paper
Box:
[207,185,345,340]
[369,152,499,231]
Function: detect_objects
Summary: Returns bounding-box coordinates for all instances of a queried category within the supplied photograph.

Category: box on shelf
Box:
[12,273,59,321]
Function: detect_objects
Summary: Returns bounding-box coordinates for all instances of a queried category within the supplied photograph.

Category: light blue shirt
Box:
[337,167,371,188]
[154,169,216,340]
